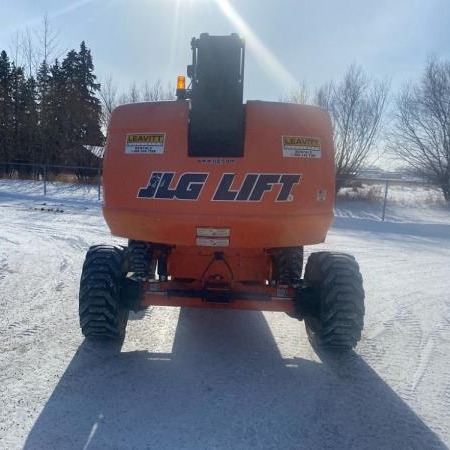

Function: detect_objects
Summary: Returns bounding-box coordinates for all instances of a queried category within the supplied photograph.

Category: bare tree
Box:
[8,14,61,77]
[390,58,450,201]
[142,79,162,101]
[142,79,175,101]
[21,29,36,78]
[117,79,175,104]
[98,74,118,130]
[280,82,310,104]
[99,77,175,129]
[316,65,389,188]
[8,31,22,67]
[126,81,141,103]
[36,14,61,67]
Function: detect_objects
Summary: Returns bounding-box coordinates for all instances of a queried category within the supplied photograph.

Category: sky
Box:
[0,0,449,101]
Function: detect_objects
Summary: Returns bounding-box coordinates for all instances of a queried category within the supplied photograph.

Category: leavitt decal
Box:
[282,136,321,158]
[125,133,165,154]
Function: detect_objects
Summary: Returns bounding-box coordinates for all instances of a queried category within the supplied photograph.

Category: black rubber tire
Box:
[303,251,365,351]
[79,244,129,340]
[273,247,304,286]
[128,240,153,278]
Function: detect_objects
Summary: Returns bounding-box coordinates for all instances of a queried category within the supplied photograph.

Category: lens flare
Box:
[215,0,298,90]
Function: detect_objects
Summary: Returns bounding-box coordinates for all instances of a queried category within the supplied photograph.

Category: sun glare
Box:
[168,0,297,92]
[214,0,297,90]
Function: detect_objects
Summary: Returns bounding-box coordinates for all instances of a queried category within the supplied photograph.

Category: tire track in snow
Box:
[2,181,450,448]
[5,322,44,336]
[0,256,8,283]
[410,338,435,391]
[0,322,46,353]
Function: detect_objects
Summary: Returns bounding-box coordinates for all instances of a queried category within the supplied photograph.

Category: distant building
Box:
[85,146,105,159]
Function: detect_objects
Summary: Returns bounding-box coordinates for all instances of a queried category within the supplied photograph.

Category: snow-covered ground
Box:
[0,179,449,449]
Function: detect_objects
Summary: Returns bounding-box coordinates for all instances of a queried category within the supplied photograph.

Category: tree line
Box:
[0,28,449,200]
[283,60,450,201]
[0,41,102,178]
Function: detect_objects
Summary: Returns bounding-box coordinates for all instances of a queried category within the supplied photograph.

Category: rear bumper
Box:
[137,279,297,314]
[103,206,333,248]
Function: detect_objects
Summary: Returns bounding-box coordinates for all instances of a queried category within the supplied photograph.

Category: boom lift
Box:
[79,33,365,350]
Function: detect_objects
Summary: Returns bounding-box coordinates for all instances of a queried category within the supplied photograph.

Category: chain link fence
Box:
[0,162,102,200]
[336,177,446,221]
[0,162,446,221]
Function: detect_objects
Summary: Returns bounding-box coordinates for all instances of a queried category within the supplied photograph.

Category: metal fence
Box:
[0,162,443,222]
[336,177,439,221]
[0,161,102,200]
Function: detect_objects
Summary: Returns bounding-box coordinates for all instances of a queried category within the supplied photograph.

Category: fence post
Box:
[43,165,47,196]
[97,167,101,201]
[381,179,389,222]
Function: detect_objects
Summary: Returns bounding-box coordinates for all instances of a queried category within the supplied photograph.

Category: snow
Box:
[0,179,449,449]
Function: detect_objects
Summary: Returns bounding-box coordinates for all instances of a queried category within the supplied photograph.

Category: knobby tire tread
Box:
[79,244,129,340]
[304,251,365,350]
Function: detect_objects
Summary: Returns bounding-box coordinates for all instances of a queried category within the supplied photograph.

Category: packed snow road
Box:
[0,180,449,449]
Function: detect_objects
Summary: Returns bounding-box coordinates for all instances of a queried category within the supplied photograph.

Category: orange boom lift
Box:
[79,34,365,351]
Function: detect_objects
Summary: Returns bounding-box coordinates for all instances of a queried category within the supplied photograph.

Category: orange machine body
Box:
[102,99,334,305]
[103,100,334,247]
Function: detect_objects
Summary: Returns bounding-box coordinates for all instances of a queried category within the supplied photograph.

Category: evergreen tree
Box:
[21,76,39,169]
[0,51,13,163]
[0,41,104,173]
[8,65,39,176]
[76,41,103,153]
[59,50,79,164]
[45,59,66,166]
[36,60,51,165]
[10,64,27,160]
[44,42,104,165]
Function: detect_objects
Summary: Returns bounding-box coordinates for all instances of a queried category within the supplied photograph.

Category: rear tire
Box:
[272,247,303,286]
[303,251,365,351]
[79,245,129,340]
[128,240,154,278]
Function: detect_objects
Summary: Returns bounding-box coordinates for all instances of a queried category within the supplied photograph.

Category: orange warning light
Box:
[177,76,186,90]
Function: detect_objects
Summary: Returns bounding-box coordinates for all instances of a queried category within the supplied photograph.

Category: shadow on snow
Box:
[25,309,446,449]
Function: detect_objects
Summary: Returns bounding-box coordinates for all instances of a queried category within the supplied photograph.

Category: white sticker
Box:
[197,227,230,238]
[125,133,165,154]
[196,237,230,247]
[282,136,322,158]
